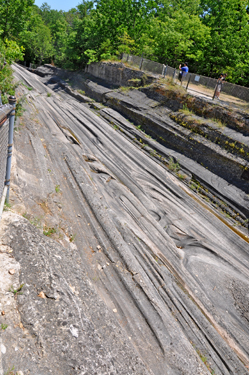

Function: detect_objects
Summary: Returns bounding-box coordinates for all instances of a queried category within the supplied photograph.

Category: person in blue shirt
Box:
[178,62,189,85]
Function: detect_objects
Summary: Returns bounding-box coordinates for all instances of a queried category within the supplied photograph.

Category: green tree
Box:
[20,13,53,65]
[0,39,24,101]
[199,0,249,81]
[0,0,34,40]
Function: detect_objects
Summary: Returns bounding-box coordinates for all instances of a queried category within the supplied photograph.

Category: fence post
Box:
[5,96,16,204]
[212,84,218,100]
[173,68,176,81]
[186,74,191,90]
[139,53,144,70]
[162,64,165,76]
[164,65,168,78]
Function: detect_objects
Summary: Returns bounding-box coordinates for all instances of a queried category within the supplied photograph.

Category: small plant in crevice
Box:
[55,184,61,193]
[30,216,42,229]
[177,173,186,180]
[168,157,180,172]
[43,226,56,237]
[3,202,11,211]
[1,323,8,330]
[47,92,51,97]
[128,78,141,87]
[9,284,24,295]
[69,234,76,242]
[4,366,16,375]
[15,95,27,118]
[119,85,130,92]
[180,104,193,116]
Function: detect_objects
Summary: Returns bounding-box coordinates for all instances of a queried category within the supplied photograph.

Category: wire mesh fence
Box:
[0,117,9,202]
[0,104,13,205]
[121,54,249,104]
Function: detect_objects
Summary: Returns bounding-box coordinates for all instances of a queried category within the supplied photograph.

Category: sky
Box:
[34,0,82,11]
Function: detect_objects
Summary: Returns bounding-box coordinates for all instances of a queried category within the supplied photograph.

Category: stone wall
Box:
[86,62,156,87]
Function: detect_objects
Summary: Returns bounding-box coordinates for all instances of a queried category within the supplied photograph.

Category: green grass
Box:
[69,234,76,242]
[180,104,193,116]
[128,78,141,87]
[15,95,27,118]
[22,213,42,228]
[3,202,11,211]
[55,184,61,193]
[211,117,226,128]
[168,157,180,172]
[1,323,8,330]
[47,92,51,97]
[43,226,56,237]
[119,86,130,92]
[29,216,42,228]
[177,173,187,180]
[9,284,24,295]
[4,366,16,375]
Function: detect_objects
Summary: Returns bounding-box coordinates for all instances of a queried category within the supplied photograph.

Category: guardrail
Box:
[122,53,249,104]
[0,96,16,221]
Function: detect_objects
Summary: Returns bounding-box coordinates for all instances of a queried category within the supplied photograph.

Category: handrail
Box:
[0,104,13,126]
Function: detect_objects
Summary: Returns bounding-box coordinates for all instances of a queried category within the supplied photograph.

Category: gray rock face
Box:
[0,212,150,375]
[5,63,249,375]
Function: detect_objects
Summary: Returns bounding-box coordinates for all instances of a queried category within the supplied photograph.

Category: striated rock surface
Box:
[1,62,248,375]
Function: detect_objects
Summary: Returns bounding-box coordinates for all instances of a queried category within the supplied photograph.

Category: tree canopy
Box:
[0,0,249,86]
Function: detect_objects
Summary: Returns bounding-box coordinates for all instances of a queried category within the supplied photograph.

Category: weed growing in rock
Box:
[22,212,29,219]
[3,202,11,211]
[168,157,180,172]
[69,234,76,242]
[180,104,193,116]
[9,284,24,295]
[78,89,85,95]
[177,173,186,180]
[119,86,130,92]
[29,217,42,229]
[1,323,8,330]
[4,366,16,375]
[128,78,141,87]
[150,150,157,157]
[55,184,61,193]
[15,95,27,118]
[47,92,51,97]
[43,226,56,237]
[211,118,226,128]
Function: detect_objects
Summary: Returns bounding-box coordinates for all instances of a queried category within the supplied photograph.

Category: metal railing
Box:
[122,53,249,104]
[0,96,16,221]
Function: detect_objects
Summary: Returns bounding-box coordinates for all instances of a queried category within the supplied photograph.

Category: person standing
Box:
[214,74,226,99]
[178,62,189,85]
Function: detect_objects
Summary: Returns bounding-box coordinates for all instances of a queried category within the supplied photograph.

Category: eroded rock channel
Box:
[0,62,249,375]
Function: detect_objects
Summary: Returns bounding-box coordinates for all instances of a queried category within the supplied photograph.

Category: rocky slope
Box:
[0,62,249,375]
